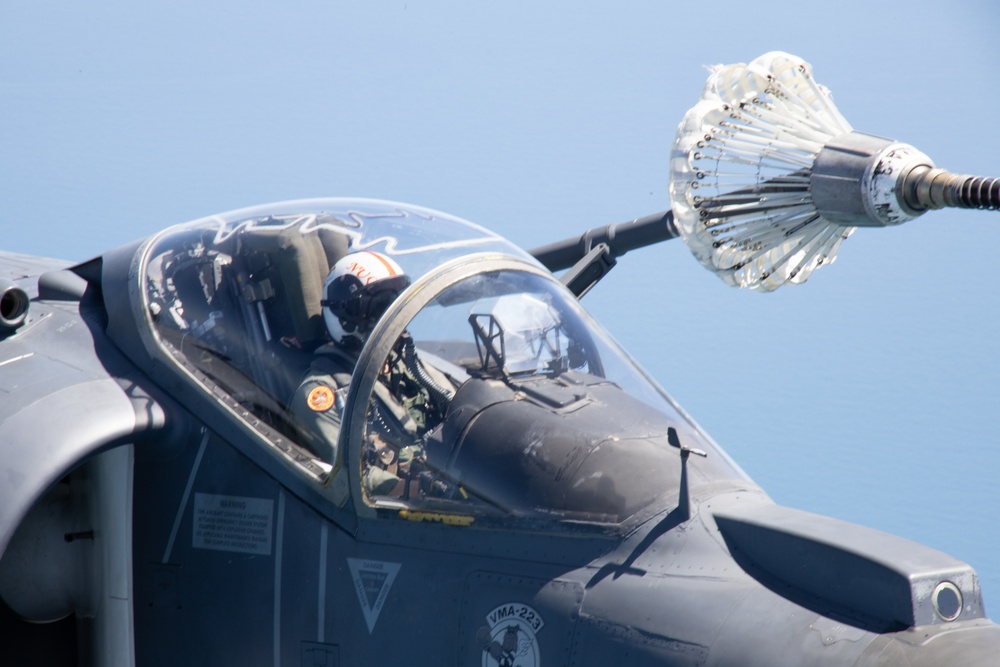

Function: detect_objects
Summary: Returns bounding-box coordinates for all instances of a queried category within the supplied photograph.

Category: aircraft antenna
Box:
[669,51,999,291]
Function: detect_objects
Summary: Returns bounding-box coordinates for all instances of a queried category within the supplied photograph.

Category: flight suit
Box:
[288,344,355,465]
[289,340,444,496]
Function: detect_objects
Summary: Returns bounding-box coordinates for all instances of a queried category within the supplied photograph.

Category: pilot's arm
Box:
[360,338,457,499]
[381,333,453,434]
[289,368,349,464]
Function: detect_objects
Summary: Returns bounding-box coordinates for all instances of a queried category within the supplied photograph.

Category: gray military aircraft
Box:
[2,53,998,666]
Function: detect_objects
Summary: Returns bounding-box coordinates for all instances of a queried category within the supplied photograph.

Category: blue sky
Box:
[3,1,999,598]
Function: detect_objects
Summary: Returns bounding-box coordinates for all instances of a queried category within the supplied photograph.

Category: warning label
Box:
[193,493,274,555]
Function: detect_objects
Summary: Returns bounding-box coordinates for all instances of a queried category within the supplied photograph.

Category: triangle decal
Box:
[347,558,401,634]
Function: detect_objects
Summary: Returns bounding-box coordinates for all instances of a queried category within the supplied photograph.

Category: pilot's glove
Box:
[397,444,425,476]
[365,433,395,467]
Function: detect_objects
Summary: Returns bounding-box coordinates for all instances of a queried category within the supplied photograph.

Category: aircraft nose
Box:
[855,622,1000,666]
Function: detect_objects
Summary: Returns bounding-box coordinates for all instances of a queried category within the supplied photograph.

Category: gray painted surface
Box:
[1,204,998,666]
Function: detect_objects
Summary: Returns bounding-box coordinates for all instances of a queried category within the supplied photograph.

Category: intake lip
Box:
[0,278,29,331]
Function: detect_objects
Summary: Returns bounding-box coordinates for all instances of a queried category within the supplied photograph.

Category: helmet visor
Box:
[324,274,410,332]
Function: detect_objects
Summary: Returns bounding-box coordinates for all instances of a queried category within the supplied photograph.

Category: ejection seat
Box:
[233,224,350,406]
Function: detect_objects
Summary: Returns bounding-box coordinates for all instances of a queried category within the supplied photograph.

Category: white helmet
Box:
[321,251,409,347]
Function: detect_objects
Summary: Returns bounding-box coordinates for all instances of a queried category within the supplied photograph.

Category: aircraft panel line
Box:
[161,431,209,564]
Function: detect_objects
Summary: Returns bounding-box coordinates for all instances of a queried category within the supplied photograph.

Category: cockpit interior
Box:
[136,199,743,530]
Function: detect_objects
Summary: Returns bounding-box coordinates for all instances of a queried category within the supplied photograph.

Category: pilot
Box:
[289,250,449,496]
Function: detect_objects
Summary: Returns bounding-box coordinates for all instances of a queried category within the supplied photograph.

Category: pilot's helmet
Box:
[321,251,410,348]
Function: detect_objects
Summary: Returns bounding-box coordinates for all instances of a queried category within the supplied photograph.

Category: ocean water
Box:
[3,0,998,609]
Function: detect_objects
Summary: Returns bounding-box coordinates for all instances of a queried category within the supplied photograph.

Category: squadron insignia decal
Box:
[347,558,401,633]
[478,602,545,667]
[306,385,336,412]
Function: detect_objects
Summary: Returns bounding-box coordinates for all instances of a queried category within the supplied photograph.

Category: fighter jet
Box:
[2,53,998,666]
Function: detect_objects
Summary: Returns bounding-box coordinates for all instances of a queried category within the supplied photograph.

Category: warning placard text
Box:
[193,493,274,555]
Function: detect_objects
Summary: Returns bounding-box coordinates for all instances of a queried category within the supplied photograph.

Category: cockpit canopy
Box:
[134,199,745,529]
